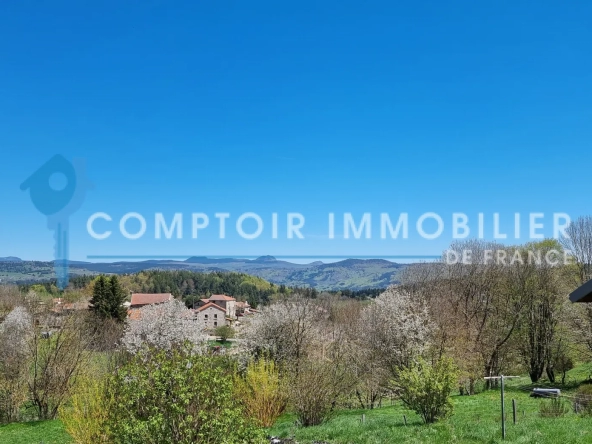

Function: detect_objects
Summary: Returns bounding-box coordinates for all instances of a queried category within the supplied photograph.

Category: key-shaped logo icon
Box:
[21,155,91,289]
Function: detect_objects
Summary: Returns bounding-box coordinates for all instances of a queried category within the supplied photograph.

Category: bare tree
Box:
[0,307,33,422]
[0,286,25,320]
[27,313,93,420]
[560,215,592,284]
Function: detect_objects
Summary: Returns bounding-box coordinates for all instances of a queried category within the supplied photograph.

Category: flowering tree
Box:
[239,296,324,364]
[121,299,207,353]
[361,286,432,375]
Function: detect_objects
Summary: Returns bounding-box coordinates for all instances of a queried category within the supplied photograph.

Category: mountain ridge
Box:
[0,256,406,290]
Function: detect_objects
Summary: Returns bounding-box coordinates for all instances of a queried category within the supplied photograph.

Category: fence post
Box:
[512,399,517,424]
[403,415,407,426]
[501,376,506,439]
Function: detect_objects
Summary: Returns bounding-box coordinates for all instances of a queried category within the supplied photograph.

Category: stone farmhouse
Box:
[193,294,237,328]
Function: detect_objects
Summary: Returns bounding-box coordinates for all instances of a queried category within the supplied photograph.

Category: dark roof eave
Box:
[569,279,592,302]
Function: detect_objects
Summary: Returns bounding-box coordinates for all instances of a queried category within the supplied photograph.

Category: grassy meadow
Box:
[4,366,592,444]
[269,388,592,443]
[5,388,592,443]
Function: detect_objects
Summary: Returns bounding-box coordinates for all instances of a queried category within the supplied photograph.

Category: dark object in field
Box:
[530,388,561,398]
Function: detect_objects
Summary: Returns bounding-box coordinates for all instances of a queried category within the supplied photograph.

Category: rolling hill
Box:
[0,256,406,290]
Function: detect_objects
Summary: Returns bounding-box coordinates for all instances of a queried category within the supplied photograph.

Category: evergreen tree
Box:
[107,275,128,322]
[89,275,127,322]
[89,275,109,319]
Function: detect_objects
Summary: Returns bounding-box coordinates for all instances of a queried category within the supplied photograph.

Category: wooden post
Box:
[512,399,517,424]
[403,415,407,426]
[361,414,365,424]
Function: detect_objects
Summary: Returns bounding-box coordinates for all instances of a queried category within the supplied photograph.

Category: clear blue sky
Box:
[1,0,591,262]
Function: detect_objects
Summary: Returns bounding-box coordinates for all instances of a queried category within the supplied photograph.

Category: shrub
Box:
[289,358,353,427]
[395,357,459,424]
[540,397,570,418]
[105,343,265,444]
[235,358,288,427]
[573,385,592,415]
[215,325,235,343]
[28,313,92,420]
[59,373,111,443]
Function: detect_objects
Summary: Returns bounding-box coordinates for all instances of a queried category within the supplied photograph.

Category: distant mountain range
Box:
[0,256,406,290]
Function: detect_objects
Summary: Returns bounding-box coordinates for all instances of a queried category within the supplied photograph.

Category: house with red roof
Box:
[197,294,236,319]
[129,293,173,309]
[194,302,228,329]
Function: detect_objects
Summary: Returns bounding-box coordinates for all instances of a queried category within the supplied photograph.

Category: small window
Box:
[214,314,218,319]
[204,314,208,319]
[214,322,218,327]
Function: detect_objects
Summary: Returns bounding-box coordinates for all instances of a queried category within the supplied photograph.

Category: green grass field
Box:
[269,382,592,444]
[0,420,71,444]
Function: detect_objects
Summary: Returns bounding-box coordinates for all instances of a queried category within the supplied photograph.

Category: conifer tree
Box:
[90,275,127,322]
[89,275,109,319]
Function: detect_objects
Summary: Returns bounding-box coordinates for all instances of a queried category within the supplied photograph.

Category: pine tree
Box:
[107,275,128,322]
[89,275,109,319]
[89,275,127,322]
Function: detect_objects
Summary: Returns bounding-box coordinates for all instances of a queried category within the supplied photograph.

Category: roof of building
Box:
[570,280,592,302]
[208,294,236,301]
[130,293,173,306]
[196,302,226,312]
[236,301,250,308]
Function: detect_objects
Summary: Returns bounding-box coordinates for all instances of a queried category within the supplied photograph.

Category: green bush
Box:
[540,397,570,418]
[234,358,288,427]
[59,373,112,443]
[214,325,235,342]
[395,356,459,424]
[105,343,265,444]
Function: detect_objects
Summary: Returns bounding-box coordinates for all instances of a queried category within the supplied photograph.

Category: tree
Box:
[240,295,323,366]
[0,306,32,422]
[121,299,207,354]
[107,275,128,321]
[514,242,565,383]
[105,344,265,444]
[214,325,235,343]
[396,357,459,424]
[360,287,431,376]
[288,357,354,427]
[560,215,592,284]
[89,276,127,322]
[28,313,92,420]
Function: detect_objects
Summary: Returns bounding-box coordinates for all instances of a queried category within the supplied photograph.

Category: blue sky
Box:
[1,0,591,262]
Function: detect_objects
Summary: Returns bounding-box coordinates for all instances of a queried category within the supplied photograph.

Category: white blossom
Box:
[0,306,33,351]
[239,296,324,363]
[361,286,432,371]
[121,299,207,354]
